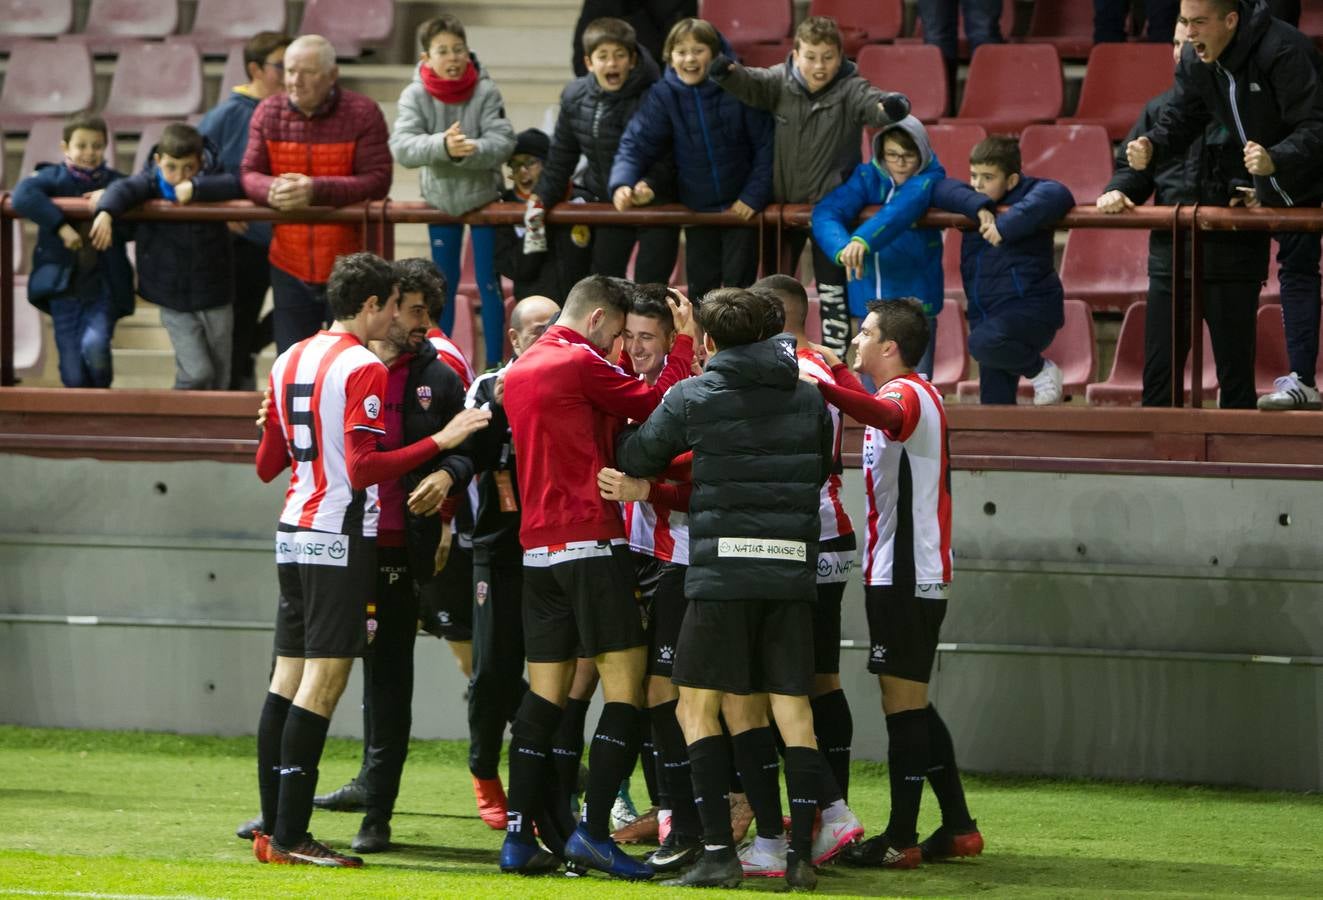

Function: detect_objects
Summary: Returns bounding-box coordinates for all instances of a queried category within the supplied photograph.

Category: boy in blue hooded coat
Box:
[12,114,134,388]
[812,116,945,377]
[931,135,1074,405]
[610,17,773,301]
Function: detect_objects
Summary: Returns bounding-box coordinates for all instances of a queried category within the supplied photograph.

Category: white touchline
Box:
[0,891,220,900]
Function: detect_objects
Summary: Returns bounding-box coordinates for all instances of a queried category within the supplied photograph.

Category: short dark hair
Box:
[865,298,930,369]
[748,288,787,339]
[563,274,632,320]
[244,30,291,73]
[417,14,466,52]
[881,127,920,158]
[156,123,203,161]
[794,15,842,53]
[970,135,1021,176]
[582,17,637,57]
[1205,0,1238,14]
[752,274,808,330]
[327,252,397,321]
[63,113,108,143]
[662,17,721,61]
[627,283,675,334]
[393,257,448,322]
[696,288,764,350]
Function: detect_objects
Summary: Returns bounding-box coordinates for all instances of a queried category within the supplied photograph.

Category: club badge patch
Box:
[475,580,489,606]
[416,385,432,411]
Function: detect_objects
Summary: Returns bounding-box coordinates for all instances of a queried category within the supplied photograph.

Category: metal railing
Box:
[4,196,1321,405]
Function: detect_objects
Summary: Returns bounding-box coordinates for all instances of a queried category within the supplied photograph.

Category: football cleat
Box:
[312,779,367,812]
[612,806,659,844]
[252,831,271,863]
[499,835,562,875]
[564,824,653,880]
[351,819,391,854]
[644,832,703,873]
[919,821,984,862]
[812,807,864,866]
[739,833,788,877]
[267,835,364,868]
[472,775,508,831]
[660,847,742,888]
[785,856,819,892]
[236,814,264,841]
[841,833,921,869]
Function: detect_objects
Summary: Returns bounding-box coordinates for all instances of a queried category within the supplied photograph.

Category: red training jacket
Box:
[241,87,392,284]
[503,324,694,549]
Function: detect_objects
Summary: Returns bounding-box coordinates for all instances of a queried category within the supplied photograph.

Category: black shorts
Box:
[522,540,645,662]
[864,583,948,682]
[672,597,814,697]
[637,556,687,678]
[812,581,846,675]
[273,528,376,659]
[419,541,474,641]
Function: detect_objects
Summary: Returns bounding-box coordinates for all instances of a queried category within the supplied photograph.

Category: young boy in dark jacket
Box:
[609,18,773,301]
[932,136,1074,405]
[12,114,134,387]
[92,123,243,390]
[528,17,679,285]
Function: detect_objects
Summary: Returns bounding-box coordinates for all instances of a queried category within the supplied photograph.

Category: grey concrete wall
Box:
[1,455,1319,789]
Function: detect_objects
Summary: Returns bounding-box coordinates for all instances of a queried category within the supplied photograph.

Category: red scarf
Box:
[419,60,478,104]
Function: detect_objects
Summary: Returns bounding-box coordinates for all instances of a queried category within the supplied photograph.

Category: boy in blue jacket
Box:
[609,18,773,301]
[932,135,1074,405]
[12,114,134,388]
[91,123,244,390]
[812,116,945,377]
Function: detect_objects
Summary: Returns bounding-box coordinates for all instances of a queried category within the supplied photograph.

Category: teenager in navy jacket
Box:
[610,19,773,300]
[932,135,1074,405]
[812,116,945,377]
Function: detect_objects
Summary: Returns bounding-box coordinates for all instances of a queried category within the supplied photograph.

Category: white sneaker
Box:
[610,794,638,833]
[812,803,864,865]
[1257,372,1322,411]
[738,834,787,877]
[1030,358,1064,405]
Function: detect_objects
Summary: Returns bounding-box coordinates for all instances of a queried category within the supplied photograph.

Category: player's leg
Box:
[724,691,787,860]
[467,549,518,829]
[811,578,852,801]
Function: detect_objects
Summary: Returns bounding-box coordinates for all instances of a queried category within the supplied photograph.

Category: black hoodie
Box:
[1145,0,1323,206]
[616,333,832,603]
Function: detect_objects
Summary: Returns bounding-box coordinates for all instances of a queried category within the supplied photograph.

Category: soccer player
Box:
[249,252,488,867]
[615,289,834,890]
[809,298,983,869]
[498,275,698,877]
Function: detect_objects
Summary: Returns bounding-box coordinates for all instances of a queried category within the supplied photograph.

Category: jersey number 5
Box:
[285,383,318,462]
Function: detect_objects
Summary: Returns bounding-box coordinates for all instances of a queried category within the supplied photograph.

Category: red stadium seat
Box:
[1018,124,1113,205]
[1255,304,1289,396]
[956,298,1095,402]
[65,0,178,53]
[1260,251,1280,303]
[931,299,969,395]
[128,119,178,174]
[0,0,73,51]
[0,40,94,131]
[1059,43,1175,141]
[449,290,477,369]
[1024,0,1097,59]
[737,42,793,68]
[1059,227,1149,312]
[942,230,965,300]
[17,117,118,179]
[187,0,287,55]
[1086,301,1216,405]
[945,44,1062,134]
[856,44,948,122]
[925,122,987,174]
[809,0,903,56]
[298,0,394,57]
[701,0,792,66]
[102,42,203,130]
[899,0,1016,56]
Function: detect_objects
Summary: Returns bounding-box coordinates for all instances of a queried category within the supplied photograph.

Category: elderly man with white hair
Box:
[241,35,394,352]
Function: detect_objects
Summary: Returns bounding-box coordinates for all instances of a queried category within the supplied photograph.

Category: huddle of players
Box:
[249,250,981,888]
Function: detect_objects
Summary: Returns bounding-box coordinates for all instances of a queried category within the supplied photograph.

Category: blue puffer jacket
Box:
[931,175,1073,325]
[609,43,774,213]
[812,116,945,317]
[12,161,135,318]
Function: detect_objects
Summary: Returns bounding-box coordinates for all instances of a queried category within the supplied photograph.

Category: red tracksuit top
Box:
[502,324,694,549]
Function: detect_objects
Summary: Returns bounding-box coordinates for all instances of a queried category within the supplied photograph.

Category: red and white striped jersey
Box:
[427,328,475,390]
[623,500,690,565]
[268,331,388,538]
[797,348,854,543]
[861,373,953,588]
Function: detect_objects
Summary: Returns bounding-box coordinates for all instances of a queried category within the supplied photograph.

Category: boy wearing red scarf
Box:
[390,14,516,368]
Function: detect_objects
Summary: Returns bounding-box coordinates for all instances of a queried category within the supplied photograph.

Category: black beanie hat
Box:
[512,128,550,160]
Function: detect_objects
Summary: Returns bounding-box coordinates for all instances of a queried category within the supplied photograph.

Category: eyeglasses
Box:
[883,151,918,163]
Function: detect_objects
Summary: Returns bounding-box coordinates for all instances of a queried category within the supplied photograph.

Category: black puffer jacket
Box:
[1110,89,1269,282]
[1146,0,1323,206]
[616,334,832,602]
[534,54,675,205]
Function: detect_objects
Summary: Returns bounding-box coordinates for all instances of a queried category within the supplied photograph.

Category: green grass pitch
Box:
[0,725,1320,899]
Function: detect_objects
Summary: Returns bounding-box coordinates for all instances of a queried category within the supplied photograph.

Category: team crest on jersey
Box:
[364,395,381,418]
[475,580,489,606]
[882,391,904,401]
[416,385,432,411]
[657,645,674,663]
[871,643,887,664]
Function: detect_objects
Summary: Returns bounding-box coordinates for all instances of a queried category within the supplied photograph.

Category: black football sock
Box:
[731,726,784,839]
[884,708,930,847]
[812,689,853,803]
[638,706,661,809]
[651,700,700,838]
[926,704,975,830]
[273,704,330,848]
[583,702,641,840]
[784,746,821,866]
[687,736,735,848]
[550,696,590,821]
[256,691,291,833]
[506,692,563,843]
